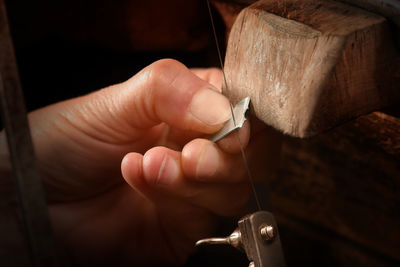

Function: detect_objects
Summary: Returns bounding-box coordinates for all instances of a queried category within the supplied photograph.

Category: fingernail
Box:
[196,144,219,179]
[156,154,179,185]
[189,88,231,126]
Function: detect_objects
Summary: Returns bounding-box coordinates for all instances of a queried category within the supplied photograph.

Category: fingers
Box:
[215,120,250,154]
[97,59,231,134]
[121,145,250,216]
[190,68,222,91]
[181,138,248,183]
[115,60,253,216]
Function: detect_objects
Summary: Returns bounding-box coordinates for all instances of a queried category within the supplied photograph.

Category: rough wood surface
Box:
[224,0,400,137]
[264,111,400,265]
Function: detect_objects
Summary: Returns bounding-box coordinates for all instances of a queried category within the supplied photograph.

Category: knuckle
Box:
[146,58,184,89]
[143,59,187,110]
[130,59,187,124]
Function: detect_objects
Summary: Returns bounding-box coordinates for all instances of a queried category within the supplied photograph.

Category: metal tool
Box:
[196,211,286,267]
[210,97,250,142]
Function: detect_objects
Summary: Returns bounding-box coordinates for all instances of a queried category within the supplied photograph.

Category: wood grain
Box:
[223,0,400,137]
[263,111,400,265]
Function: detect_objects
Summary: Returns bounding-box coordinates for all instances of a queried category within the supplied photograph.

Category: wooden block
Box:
[223,0,400,137]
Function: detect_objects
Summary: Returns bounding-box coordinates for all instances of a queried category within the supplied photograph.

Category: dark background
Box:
[3,0,400,266]
[4,1,250,266]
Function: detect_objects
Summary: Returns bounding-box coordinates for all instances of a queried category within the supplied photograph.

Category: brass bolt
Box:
[260,225,274,241]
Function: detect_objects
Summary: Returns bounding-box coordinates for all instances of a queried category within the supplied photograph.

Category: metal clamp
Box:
[196,211,286,267]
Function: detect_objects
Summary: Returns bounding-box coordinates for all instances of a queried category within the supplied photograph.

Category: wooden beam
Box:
[266,111,400,264]
[223,0,400,137]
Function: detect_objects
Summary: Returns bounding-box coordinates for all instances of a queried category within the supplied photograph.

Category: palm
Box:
[49,181,212,266]
[38,118,211,264]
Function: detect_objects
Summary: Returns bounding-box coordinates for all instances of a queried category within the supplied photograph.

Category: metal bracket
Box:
[196,211,286,267]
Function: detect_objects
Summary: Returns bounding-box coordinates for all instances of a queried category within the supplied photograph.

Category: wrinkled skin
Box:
[12,59,280,266]
[3,1,281,265]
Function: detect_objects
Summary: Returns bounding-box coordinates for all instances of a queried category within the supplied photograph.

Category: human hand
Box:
[27,59,279,266]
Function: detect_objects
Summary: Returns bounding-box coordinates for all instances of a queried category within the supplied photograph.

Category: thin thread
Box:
[206,0,229,96]
[235,130,262,211]
[206,0,262,211]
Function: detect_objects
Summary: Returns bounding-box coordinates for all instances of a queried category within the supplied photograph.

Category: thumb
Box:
[93,59,232,134]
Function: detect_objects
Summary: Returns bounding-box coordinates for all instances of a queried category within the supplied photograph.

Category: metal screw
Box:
[260,225,274,241]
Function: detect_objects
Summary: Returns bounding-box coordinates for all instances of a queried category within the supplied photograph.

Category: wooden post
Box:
[223,0,400,137]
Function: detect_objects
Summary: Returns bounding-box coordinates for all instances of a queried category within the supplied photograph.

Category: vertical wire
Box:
[206,0,262,211]
[206,0,229,96]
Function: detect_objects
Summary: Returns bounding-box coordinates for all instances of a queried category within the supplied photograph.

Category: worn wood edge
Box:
[223,0,400,138]
[256,11,322,38]
[224,5,344,137]
[307,20,400,136]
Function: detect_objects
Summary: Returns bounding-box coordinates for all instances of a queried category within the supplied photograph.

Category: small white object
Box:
[210,97,250,142]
